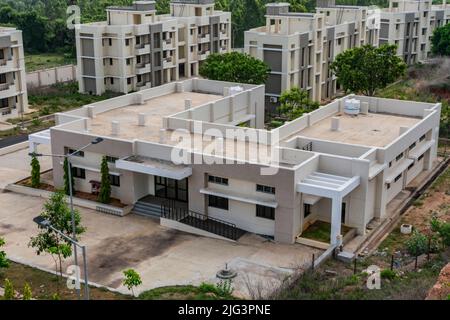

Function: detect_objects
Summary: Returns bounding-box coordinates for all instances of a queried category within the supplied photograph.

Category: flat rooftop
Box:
[89,91,221,142]
[292,112,421,147]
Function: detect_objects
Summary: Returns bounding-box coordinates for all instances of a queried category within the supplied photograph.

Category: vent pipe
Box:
[331,117,340,131]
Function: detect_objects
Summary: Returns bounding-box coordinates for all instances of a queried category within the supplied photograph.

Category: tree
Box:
[122,269,142,296]
[30,155,41,188]
[431,23,450,56]
[29,191,85,288]
[0,237,8,270]
[277,87,320,120]
[98,156,111,204]
[200,52,270,85]
[63,158,74,196]
[330,44,407,96]
[3,278,14,300]
[22,283,32,300]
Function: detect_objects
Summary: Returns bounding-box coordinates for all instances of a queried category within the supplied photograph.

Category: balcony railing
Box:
[0,83,10,91]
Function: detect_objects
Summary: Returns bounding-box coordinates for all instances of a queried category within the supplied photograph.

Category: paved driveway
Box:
[0,147,321,298]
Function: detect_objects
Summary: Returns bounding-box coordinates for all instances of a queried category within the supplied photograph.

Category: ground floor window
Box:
[304,204,311,218]
[208,195,229,210]
[72,167,86,179]
[256,205,275,220]
[109,175,120,187]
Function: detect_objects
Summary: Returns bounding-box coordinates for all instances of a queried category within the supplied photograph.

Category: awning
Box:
[303,195,322,205]
[408,140,434,161]
[297,172,360,198]
[115,155,192,180]
[200,188,278,208]
[368,162,388,180]
[385,158,414,184]
[59,161,121,176]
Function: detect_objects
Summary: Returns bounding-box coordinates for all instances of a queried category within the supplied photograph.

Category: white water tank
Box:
[344,98,361,115]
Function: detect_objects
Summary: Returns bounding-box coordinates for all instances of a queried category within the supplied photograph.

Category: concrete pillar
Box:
[176,82,184,93]
[331,117,340,131]
[330,195,343,246]
[86,105,95,118]
[28,141,37,154]
[209,103,215,122]
[135,92,145,105]
[138,113,146,126]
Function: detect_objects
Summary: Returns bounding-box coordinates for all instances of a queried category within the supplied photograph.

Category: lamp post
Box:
[30,137,103,299]
[33,216,90,300]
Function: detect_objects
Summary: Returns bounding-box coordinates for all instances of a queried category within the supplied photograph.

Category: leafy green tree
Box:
[330,44,407,96]
[405,230,428,256]
[277,87,319,120]
[30,154,41,188]
[63,158,74,196]
[430,216,450,248]
[200,52,270,84]
[22,283,32,300]
[29,191,85,286]
[3,278,14,300]
[431,23,450,56]
[98,156,111,204]
[0,237,8,270]
[123,269,142,296]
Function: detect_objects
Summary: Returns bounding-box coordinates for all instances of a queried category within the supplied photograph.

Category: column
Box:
[330,195,343,246]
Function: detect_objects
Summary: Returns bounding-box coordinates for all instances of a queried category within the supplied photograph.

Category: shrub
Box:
[430,217,450,248]
[122,269,142,296]
[405,230,428,256]
[3,279,15,300]
[22,283,32,300]
[380,269,397,280]
[0,237,8,269]
[30,155,41,188]
[215,280,234,297]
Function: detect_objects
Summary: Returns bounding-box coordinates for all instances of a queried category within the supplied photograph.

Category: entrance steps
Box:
[132,201,162,218]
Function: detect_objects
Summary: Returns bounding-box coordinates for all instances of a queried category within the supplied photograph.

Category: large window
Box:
[72,167,86,179]
[109,175,120,187]
[208,175,228,186]
[256,184,275,195]
[208,195,229,210]
[256,205,275,220]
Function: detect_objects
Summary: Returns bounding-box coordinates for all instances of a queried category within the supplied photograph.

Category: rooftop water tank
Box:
[344,98,360,115]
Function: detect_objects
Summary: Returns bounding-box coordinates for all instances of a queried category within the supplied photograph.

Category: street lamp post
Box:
[30,137,103,300]
[33,216,90,300]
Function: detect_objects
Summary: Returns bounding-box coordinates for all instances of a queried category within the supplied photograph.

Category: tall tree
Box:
[30,154,41,188]
[431,23,450,56]
[98,156,111,204]
[330,44,407,96]
[200,51,270,84]
[277,87,319,120]
[63,157,74,196]
[29,191,85,286]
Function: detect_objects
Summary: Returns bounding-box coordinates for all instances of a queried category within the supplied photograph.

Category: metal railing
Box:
[161,203,239,240]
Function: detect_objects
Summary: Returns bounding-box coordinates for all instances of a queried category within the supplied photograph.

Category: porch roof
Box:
[115,155,192,180]
[296,172,360,198]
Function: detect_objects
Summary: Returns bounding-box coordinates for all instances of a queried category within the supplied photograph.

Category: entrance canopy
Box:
[29,129,51,153]
[116,155,192,180]
[297,172,360,199]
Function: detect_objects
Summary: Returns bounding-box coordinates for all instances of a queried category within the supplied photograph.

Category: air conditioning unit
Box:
[269,96,278,103]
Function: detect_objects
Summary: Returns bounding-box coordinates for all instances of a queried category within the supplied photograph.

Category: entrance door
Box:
[155,176,188,202]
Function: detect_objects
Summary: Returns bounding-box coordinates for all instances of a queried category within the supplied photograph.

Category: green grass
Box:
[301,221,352,243]
[138,283,236,300]
[25,53,75,72]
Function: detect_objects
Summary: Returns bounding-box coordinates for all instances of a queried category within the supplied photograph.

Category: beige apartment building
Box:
[76,0,231,95]
[379,0,450,64]
[29,78,441,247]
[244,2,379,111]
[0,27,28,120]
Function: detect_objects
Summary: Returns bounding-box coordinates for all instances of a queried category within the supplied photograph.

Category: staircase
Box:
[132,201,162,218]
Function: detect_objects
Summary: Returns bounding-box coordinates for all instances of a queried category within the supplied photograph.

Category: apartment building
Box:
[379,0,450,64]
[29,78,441,246]
[244,2,379,111]
[76,0,231,95]
[0,27,28,120]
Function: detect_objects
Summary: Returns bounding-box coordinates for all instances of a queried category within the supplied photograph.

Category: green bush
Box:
[270,120,284,128]
[405,230,428,256]
[430,217,450,248]
[22,283,32,300]
[3,279,15,300]
[380,269,397,280]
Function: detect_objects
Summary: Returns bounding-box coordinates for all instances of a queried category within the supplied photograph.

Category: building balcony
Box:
[163,39,175,51]
[0,84,16,99]
[163,56,174,68]
[135,44,151,55]
[136,62,151,74]
[197,34,210,43]
[0,59,15,73]
[198,51,210,60]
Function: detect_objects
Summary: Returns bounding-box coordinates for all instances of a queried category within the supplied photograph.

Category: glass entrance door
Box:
[155,176,188,202]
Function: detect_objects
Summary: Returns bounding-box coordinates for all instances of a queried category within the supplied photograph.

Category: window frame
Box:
[208,175,229,186]
[208,195,229,210]
[256,184,276,195]
[256,205,275,220]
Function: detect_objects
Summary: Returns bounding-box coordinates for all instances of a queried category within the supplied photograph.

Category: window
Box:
[109,175,120,187]
[396,152,404,162]
[409,142,416,150]
[304,204,311,218]
[126,58,131,65]
[108,38,112,46]
[65,147,84,157]
[109,58,113,65]
[125,39,130,46]
[394,173,402,182]
[208,195,229,210]
[72,167,86,179]
[208,175,228,185]
[137,75,142,82]
[256,205,275,220]
[106,156,118,163]
[418,154,424,161]
[419,134,426,142]
[127,78,132,85]
[408,163,414,171]
[256,184,275,195]
[111,78,114,85]
[387,183,391,189]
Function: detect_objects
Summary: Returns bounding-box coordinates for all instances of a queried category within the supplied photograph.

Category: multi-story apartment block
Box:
[0,27,28,120]
[29,78,441,246]
[76,0,231,95]
[379,0,450,64]
[244,2,379,111]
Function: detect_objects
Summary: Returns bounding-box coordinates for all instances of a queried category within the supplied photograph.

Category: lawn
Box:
[0,261,131,300]
[25,53,76,72]
[301,221,352,243]
[139,283,236,300]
